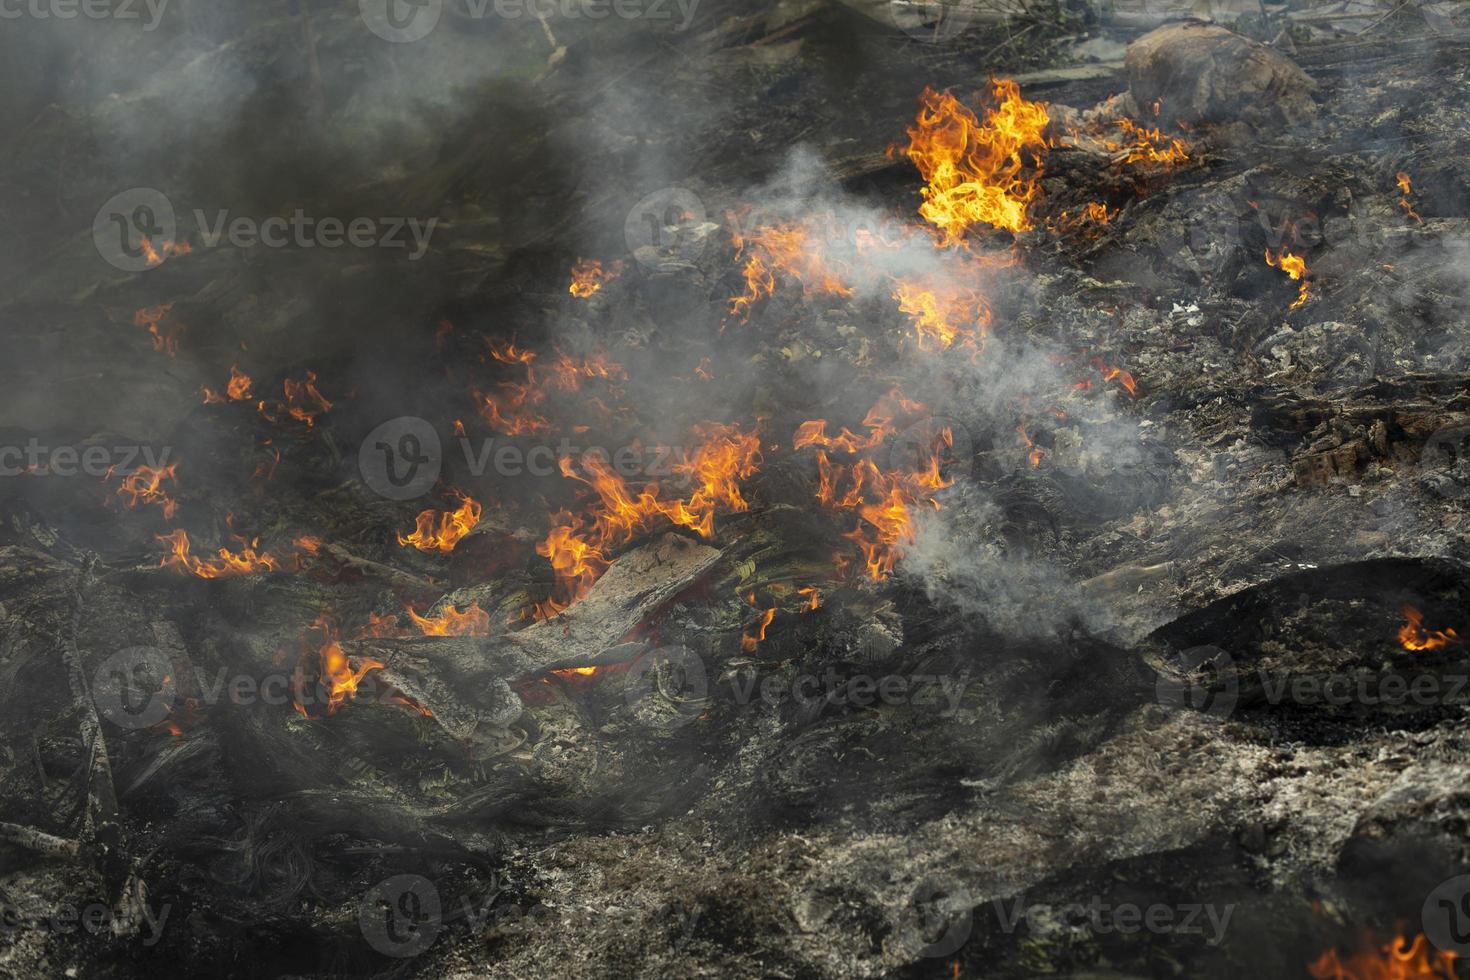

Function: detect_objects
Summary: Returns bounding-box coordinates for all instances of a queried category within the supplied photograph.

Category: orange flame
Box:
[1398,605,1460,651]
[132,304,184,357]
[406,602,491,636]
[727,217,855,325]
[898,80,1050,243]
[892,277,991,350]
[202,364,253,404]
[157,527,281,579]
[1265,247,1311,310]
[1396,172,1423,224]
[535,423,762,616]
[797,392,952,579]
[1308,930,1456,979]
[291,615,387,718]
[398,492,482,554]
[568,257,625,297]
[116,463,179,520]
[257,371,333,427]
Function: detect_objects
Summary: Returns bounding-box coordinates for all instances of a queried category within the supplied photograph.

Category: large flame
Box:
[898,81,1051,243]
[1308,930,1456,979]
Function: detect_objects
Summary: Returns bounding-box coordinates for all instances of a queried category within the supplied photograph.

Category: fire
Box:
[397,492,482,554]
[132,304,184,357]
[1016,424,1044,467]
[535,423,762,616]
[741,594,776,652]
[1397,171,1423,223]
[1265,247,1311,310]
[139,236,191,268]
[115,463,179,519]
[568,257,624,297]
[727,218,855,325]
[1308,930,1456,979]
[475,344,624,435]
[201,365,253,404]
[798,586,822,611]
[898,80,1050,243]
[1092,357,1138,398]
[1398,605,1460,651]
[892,277,990,350]
[797,392,953,579]
[157,527,281,579]
[257,371,332,427]
[1105,117,1191,168]
[291,615,388,718]
[406,602,491,636]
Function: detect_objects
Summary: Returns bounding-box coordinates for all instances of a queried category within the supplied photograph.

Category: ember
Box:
[1398,604,1460,651]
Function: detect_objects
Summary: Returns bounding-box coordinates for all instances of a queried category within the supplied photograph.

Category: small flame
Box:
[132,304,185,357]
[1396,171,1423,224]
[202,364,253,404]
[1308,930,1456,979]
[727,217,855,325]
[406,602,491,636]
[115,463,179,519]
[398,492,482,554]
[257,371,332,427]
[157,527,281,579]
[1265,247,1312,310]
[1398,605,1461,651]
[568,257,625,297]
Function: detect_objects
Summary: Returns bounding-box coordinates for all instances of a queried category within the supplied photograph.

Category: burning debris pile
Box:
[2,2,1470,977]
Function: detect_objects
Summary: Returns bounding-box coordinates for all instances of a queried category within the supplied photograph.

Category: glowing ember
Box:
[568,257,624,297]
[115,463,179,519]
[398,492,482,554]
[1308,930,1456,979]
[1265,247,1311,310]
[1398,605,1460,651]
[201,364,253,404]
[898,80,1050,243]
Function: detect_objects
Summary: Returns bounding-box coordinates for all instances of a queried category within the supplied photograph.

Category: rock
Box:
[1125,22,1318,131]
